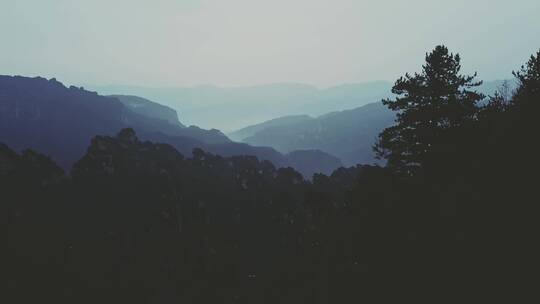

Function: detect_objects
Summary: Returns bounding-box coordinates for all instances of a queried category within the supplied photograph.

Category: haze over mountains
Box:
[231,102,395,166]
[2,58,536,300]
[83,79,511,168]
[0,75,341,177]
[88,81,394,131]
[230,80,512,166]
[2,0,539,300]
[90,79,510,132]
[1,74,513,178]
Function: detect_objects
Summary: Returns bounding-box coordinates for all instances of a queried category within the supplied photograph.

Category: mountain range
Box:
[2,76,512,175]
[230,102,395,166]
[88,81,395,131]
[88,80,510,133]
[0,76,341,177]
[228,79,514,166]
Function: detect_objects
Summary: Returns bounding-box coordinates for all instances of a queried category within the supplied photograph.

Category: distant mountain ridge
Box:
[0,75,341,177]
[89,80,510,132]
[233,102,396,166]
[229,115,314,142]
[229,79,515,167]
[88,81,395,131]
[0,76,228,166]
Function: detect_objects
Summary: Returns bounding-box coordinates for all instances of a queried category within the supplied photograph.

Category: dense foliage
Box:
[375,46,485,174]
[2,47,539,303]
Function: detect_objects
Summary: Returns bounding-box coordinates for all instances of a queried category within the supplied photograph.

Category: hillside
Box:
[89,81,394,131]
[0,76,341,176]
[228,115,314,141]
[110,94,184,127]
[229,80,514,167]
[234,102,395,166]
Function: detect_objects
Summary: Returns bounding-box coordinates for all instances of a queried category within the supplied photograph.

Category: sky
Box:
[1,0,539,88]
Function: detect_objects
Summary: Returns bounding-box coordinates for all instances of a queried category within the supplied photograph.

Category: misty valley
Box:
[2,46,539,303]
[2,1,540,301]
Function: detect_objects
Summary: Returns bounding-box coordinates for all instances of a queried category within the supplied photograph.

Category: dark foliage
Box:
[375,46,484,175]
[2,47,539,303]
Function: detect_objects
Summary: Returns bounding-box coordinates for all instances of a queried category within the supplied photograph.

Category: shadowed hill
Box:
[0,75,342,177]
[234,102,395,166]
[228,115,314,141]
[230,80,514,167]
[110,94,185,127]
[89,81,394,131]
[0,76,230,168]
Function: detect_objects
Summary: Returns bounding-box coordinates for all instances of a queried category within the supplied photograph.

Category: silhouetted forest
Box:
[2,46,539,303]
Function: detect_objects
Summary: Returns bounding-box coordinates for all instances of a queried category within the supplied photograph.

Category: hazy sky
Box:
[1,0,539,87]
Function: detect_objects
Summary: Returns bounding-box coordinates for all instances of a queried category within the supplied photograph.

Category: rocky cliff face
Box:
[110,94,185,127]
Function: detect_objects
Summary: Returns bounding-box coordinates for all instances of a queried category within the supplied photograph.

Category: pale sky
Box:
[1,0,539,87]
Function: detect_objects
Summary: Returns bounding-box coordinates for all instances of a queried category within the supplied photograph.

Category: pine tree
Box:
[513,49,540,103]
[374,45,484,175]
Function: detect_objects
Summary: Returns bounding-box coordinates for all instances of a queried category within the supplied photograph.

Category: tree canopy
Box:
[375,45,484,174]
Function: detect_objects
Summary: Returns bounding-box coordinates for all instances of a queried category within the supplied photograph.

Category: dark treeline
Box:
[2,46,539,303]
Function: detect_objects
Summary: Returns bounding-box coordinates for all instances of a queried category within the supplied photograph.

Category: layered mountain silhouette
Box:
[0,75,341,176]
[89,81,395,131]
[231,102,396,166]
[91,80,507,133]
[228,79,513,167]
[229,115,314,142]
